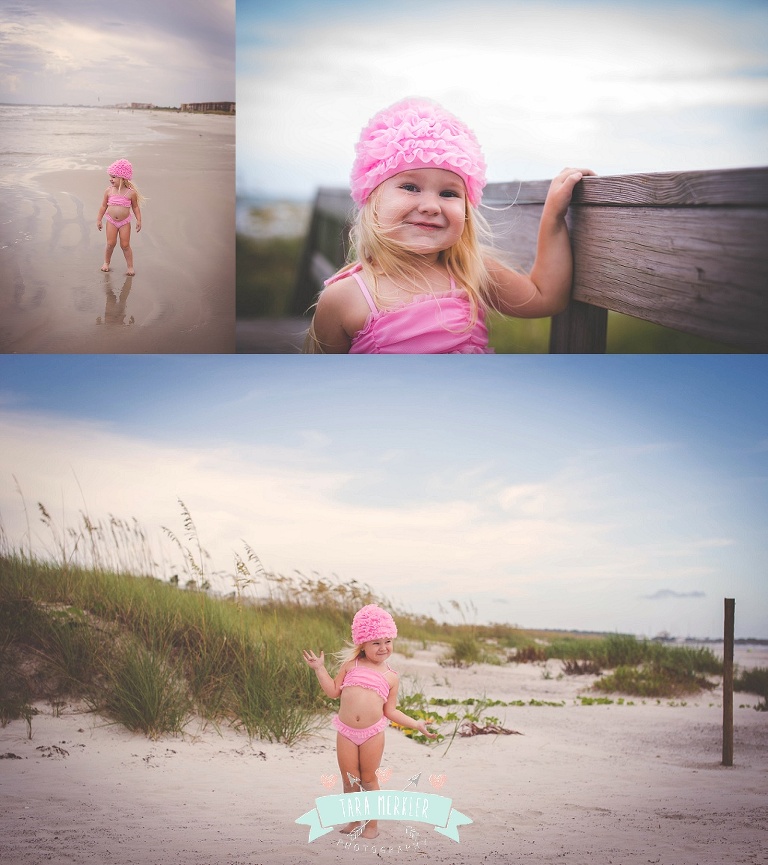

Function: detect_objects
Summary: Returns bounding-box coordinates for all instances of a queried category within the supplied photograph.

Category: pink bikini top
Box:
[108,195,132,207]
[341,660,394,701]
[330,264,492,354]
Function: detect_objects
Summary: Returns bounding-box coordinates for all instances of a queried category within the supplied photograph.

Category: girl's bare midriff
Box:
[338,684,387,728]
[107,204,130,223]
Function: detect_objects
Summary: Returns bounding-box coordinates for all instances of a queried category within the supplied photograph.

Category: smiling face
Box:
[361,637,394,663]
[374,167,467,259]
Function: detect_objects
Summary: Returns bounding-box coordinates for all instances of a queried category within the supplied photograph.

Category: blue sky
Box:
[0,0,234,106]
[236,0,768,198]
[1,354,766,639]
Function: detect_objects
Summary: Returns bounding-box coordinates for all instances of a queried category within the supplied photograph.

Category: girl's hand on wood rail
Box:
[544,167,596,220]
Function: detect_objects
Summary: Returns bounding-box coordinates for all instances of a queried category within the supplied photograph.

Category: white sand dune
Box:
[1,643,766,864]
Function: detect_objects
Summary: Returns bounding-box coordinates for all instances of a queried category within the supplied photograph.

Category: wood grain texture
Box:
[483,181,551,206]
[569,207,768,349]
[484,167,768,208]
[572,168,768,207]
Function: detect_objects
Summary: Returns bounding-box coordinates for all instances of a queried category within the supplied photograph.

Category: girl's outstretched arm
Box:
[487,167,595,318]
[302,649,343,699]
[383,680,437,738]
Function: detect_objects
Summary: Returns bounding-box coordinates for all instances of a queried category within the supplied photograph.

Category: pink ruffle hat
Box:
[352,604,398,644]
[350,97,486,207]
[108,159,133,180]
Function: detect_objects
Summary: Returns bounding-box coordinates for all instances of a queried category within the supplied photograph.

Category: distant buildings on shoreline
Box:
[126,101,236,114]
[179,102,235,114]
[123,102,236,114]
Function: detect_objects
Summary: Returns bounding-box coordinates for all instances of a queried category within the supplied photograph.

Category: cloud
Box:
[642,589,707,601]
[0,406,714,601]
[238,0,768,195]
[0,1,234,105]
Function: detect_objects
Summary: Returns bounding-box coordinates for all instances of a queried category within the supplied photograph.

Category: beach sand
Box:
[0,113,234,353]
[1,643,766,865]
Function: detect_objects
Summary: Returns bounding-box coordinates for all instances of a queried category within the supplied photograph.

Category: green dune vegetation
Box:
[1,503,764,744]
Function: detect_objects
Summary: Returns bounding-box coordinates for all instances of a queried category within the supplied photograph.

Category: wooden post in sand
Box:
[722,598,735,767]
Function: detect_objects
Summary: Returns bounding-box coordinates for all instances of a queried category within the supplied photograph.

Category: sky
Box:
[1,354,766,640]
[0,0,234,106]
[236,0,768,199]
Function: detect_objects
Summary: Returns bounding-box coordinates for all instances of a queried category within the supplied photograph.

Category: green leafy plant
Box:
[734,666,768,711]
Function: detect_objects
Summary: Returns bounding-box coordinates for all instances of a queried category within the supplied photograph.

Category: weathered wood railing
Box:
[293,167,768,352]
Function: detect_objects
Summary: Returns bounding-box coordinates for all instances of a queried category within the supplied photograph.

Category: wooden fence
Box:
[293,167,768,352]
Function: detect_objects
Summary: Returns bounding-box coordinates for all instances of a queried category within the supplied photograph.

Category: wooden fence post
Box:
[549,301,608,353]
[722,597,735,766]
[292,190,323,316]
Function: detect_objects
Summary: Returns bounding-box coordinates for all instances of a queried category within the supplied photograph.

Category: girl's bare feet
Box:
[339,821,361,835]
[126,269,135,276]
[361,824,379,839]
[101,264,110,272]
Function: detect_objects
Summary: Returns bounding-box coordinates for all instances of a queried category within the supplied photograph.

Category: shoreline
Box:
[0,112,234,353]
[2,643,765,864]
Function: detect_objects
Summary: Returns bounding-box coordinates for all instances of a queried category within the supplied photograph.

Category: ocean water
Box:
[0,104,169,183]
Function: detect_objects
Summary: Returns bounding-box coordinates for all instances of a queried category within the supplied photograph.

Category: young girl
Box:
[303,604,436,839]
[304,97,594,353]
[97,159,143,275]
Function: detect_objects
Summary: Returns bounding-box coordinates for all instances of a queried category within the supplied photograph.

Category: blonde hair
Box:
[333,642,366,671]
[304,186,498,353]
[112,177,146,207]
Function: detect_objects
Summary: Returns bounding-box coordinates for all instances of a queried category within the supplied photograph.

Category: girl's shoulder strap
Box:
[324,261,362,286]
[349,269,377,314]
[323,262,377,314]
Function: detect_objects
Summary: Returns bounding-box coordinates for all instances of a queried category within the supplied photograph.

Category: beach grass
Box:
[467,305,734,354]
[0,499,742,742]
[236,234,304,317]
[544,633,723,696]
[735,667,768,710]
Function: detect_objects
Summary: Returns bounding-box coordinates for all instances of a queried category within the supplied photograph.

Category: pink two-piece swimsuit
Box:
[105,194,132,228]
[327,264,492,354]
[333,660,395,745]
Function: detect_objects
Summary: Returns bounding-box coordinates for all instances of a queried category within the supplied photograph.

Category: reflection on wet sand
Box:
[97,274,135,327]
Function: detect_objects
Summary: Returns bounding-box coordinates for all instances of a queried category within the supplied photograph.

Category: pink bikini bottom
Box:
[106,212,131,229]
[332,715,387,746]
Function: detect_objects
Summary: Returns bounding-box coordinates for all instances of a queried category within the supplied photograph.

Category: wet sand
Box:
[1,643,765,864]
[0,114,234,353]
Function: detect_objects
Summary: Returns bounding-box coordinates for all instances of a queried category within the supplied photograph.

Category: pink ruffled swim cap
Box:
[108,159,133,180]
[352,604,398,644]
[350,97,486,207]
